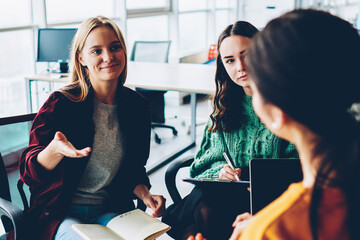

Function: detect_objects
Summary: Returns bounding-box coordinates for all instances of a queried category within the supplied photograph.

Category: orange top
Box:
[240,182,348,240]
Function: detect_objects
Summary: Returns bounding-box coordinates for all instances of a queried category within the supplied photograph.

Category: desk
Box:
[25,62,216,173]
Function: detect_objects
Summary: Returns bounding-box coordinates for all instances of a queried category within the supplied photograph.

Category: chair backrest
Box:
[0,153,11,202]
[165,157,195,203]
[1,152,25,240]
[130,41,171,63]
[0,113,36,211]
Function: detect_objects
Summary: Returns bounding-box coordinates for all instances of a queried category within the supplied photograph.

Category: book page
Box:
[71,224,125,240]
[107,209,170,240]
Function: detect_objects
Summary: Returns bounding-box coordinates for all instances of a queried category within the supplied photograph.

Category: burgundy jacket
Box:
[17,86,151,240]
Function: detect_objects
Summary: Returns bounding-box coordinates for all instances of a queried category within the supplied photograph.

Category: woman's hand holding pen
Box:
[219,165,241,181]
[37,131,92,170]
[222,152,241,181]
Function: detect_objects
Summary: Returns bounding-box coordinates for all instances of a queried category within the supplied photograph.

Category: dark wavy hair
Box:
[209,21,259,132]
[248,9,360,240]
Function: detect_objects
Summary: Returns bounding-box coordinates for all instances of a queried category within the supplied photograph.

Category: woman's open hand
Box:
[52,131,91,158]
[37,131,91,170]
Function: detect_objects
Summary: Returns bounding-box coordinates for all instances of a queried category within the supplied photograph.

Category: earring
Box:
[271,122,279,130]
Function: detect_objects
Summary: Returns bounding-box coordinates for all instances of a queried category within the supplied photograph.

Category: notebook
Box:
[183,177,250,186]
[249,158,303,215]
[182,178,250,198]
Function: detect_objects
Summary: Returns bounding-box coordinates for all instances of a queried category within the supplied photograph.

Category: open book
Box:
[71,209,171,240]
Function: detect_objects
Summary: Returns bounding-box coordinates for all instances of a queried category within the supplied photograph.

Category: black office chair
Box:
[0,153,27,240]
[0,113,35,240]
[130,40,178,144]
[0,113,145,228]
[165,156,195,204]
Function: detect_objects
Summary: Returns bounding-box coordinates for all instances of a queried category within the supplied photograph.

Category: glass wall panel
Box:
[0,122,31,155]
[127,15,169,55]
[0,0,31,28]
[179,0,207,12]
[127,0,168,9]
[241,0,294,28]
[0,30,33,117]
[46,0,114,23]
[215,10,232,41]
[216,0,232,8]
[179,12,207,52]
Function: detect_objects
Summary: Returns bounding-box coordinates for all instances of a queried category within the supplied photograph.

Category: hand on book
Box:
[142,194,166,218]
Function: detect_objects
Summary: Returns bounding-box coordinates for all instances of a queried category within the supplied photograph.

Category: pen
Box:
[223,152,241,181]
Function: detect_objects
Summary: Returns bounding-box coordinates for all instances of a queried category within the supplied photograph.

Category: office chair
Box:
[0,153,26,240]
[165,156,195,204]
[0,113,36,240]
[0,113,145,230]
[130,40,178,144]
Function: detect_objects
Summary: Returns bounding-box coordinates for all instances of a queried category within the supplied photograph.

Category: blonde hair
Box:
[60,16,127,102]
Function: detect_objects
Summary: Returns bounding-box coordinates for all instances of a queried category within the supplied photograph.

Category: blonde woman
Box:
[18,16,165,240]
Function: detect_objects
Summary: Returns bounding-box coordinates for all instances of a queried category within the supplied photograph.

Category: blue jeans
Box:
[55,205,120,240]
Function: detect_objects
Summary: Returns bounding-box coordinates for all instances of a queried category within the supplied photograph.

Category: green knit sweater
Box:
[190,96,298,179]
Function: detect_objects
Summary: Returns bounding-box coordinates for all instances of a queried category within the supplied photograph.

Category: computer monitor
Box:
[37,28,77,73]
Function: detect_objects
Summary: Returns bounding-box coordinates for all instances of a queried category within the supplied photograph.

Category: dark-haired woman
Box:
[163,21,297,240]
[226,9,360,240]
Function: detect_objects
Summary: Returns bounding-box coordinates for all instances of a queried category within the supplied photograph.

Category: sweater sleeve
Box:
[189,121,227,179]
[19,92,63,187]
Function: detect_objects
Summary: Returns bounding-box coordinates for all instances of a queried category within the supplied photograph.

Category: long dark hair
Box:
[209,21,258,132]
[248,9,360,239]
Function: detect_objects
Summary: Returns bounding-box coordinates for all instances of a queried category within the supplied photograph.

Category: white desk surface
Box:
[26,61,216,95]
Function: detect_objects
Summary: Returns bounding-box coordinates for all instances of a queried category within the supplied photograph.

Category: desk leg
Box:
[190,92,197,143]
[25,79,33,113]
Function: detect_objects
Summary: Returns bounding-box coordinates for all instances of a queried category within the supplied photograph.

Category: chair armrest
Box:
[165,157,194,204]
[16,180,29,212]
[0,197,24,240]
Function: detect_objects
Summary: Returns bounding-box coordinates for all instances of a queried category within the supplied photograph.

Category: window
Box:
[0,122,31,155]
[241,0,295,28]
[0,0,31,28]
[127,0,169,10]
[126,15,169,55]
[216,0,232,8]
[45,0,114,24]
[178,12,207,53]
[179,0,207,12]
[0,30,33,117]
[215,10,233,40]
